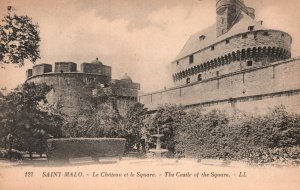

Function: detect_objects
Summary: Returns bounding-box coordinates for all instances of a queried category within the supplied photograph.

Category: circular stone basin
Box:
[149,149,168,153]
[152,134,164,138]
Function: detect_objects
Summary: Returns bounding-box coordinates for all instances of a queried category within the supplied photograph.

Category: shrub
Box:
[147,104,186,152]
[0,148,23,160]
[46,138,126,161]
[174,106,300,164]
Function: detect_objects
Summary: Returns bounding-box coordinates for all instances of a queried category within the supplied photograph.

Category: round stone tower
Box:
[216,0,239,37]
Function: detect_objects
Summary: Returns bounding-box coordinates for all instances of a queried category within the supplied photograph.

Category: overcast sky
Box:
[1,0,300,93]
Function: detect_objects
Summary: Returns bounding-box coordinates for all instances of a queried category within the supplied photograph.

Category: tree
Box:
[122,103,148,152]
[61,89,124,138]
[148,104,186,152]
[0,82,64,159]
[0,6,40,66]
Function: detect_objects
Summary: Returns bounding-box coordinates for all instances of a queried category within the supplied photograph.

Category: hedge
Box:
[46,138,126,161]
[0,148,23,160]
[164,106,300,164]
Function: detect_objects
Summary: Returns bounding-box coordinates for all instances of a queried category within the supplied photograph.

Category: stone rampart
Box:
[26,73,111,117]
[172,30,292,86]
[139,58,300,114]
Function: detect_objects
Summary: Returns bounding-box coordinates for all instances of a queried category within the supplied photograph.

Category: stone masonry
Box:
[26,58,140,117]
[139,0,300,114]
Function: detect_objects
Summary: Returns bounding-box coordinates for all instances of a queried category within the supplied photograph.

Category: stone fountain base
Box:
[149,148,168,158]
[149,132,168,158]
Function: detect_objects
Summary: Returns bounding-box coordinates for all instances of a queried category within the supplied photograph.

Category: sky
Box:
[0,0,300,94]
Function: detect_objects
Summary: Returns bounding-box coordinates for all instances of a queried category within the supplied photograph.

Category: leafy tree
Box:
[61,89,124,138]
[61,89,149,153]
[148,104,186,152]
[0,82,64,159]
[0,6,40,66]
[122,103,148,152]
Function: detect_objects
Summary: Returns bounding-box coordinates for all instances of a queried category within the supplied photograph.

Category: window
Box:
[199,35,206,41]
[216,71,219,76]
[211,46,215,51]
[225,39,230,44]
[281,33,285,37]
[176,61,179,65]
[189,55,194,64]
[248,26,254,31]
[221,18,224,24]
[198,74,202,81]
[247,60,253,67]
[263,31,269,36]
[186,78,190,84]
[242,34,248,39]
[254,32,258,39]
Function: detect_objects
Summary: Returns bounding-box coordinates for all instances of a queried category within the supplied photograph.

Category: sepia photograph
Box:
[0,0,300,189]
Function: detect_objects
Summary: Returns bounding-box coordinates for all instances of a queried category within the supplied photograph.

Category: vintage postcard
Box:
[0,0,299,190]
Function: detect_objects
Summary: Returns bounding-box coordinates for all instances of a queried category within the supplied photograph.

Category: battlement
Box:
[140,57,300,113]
[25,58,140,117]
[26,58,112,79]
[55,62,77,73]
[170,0,292,88]
[32,63,52,76]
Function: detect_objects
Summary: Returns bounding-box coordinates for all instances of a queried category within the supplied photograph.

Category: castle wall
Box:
[32,64,52,76]
[55,62,77,73]
[172,30,292,86]
[140,58,300,114]
[26,73,111,117]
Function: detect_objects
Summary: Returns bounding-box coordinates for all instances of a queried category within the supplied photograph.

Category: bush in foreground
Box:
[46,138,126,161]
[172,106,300,164]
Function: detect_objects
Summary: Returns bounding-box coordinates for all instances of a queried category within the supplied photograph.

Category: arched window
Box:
[199,35,206,41]
[242,34,248,39]
[189,55,194,64]
[247,60,253,67]
[263,31,269,36]
[198,74,202,81]
[186,78,191,84]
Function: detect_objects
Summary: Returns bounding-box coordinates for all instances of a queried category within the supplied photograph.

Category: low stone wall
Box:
[46,138,126,161]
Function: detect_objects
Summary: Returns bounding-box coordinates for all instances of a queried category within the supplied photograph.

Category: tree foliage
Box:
[61,91,123,138]
[61,89,149,153]
[0,82,64,157]
[147,104,186,152]
[0,6,40,66]
[174,106,300,164]
[122,103,148,152]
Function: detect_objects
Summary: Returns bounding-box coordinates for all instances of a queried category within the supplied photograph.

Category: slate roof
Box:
[174,12,267,61]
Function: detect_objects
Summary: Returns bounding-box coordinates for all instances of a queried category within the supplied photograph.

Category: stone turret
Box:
[216,0,239,36]
[216,0,255,37]
[32,63,52,76]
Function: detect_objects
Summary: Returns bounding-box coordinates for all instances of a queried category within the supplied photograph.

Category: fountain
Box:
[149,127,168,158]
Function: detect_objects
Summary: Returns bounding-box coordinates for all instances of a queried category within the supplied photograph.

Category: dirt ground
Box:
[0,158,299,190]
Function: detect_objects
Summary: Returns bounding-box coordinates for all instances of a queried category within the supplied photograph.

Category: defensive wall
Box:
[139,57,300,114]
[172,30,292,86]
[27,72,110,117]
[26,60,140,117]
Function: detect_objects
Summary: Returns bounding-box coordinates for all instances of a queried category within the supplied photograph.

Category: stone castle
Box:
[25,0,300,115]
[26,58,140,117]
[139,0,300,114]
